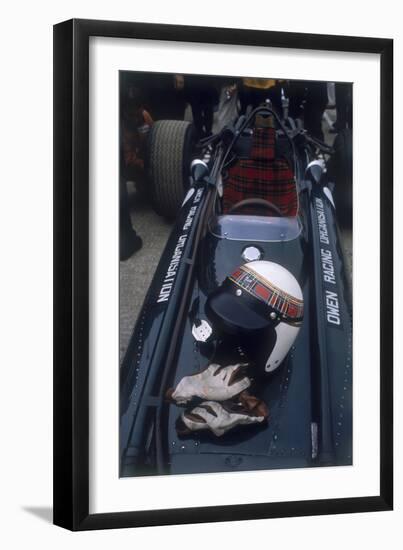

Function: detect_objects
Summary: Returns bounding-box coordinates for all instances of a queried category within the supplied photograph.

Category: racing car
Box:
[120,103,353,477]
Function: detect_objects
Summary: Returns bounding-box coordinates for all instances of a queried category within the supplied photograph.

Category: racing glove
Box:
[166,363,251,405]
[177,396,268,437]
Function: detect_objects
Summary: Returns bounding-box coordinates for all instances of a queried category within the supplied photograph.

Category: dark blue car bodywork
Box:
[120,113,352,477]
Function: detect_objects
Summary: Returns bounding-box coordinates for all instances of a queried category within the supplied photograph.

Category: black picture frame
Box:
[53,18,393,531]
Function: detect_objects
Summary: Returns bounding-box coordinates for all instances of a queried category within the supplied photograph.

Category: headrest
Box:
[250,127,275,161]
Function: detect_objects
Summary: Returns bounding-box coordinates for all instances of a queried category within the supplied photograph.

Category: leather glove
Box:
[166,363,251,405]
[177,395,268,437]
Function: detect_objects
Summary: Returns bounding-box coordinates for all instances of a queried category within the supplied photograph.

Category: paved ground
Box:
[119,188,173,361]
[119,95,352,362]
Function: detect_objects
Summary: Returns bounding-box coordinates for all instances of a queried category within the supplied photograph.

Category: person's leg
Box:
[303,81,328,140]
[335,82,353,130]
[199,88,217,136]
[287,80,307,121]
[120,178,142,261]
[238,86,258,115]
[187,90,206,137]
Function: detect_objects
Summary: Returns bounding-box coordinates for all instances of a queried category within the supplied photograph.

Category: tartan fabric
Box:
[229,265,304,321]
[223,127,298,216]
[250,126,276,160]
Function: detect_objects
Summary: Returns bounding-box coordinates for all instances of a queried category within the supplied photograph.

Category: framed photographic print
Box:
[53,19,393,530]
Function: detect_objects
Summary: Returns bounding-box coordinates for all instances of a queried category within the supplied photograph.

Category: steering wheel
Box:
[228,198,284,217]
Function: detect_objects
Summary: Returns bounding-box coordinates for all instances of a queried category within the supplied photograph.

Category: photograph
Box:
[0,0,397,541]
[119,71,353,478]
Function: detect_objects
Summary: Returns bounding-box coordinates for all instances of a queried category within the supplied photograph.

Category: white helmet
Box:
[206,260,303,373]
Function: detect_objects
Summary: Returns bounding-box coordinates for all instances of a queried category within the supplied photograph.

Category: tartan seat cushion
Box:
[223,127,298,216]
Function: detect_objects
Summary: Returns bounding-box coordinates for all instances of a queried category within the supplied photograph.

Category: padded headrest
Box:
[250,127,275,161]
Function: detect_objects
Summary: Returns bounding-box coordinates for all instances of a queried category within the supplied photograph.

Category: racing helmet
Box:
[205,260,303,373]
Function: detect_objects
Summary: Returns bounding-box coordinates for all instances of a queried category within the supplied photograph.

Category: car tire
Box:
[328,128,352,229]
[146,120,196,219]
